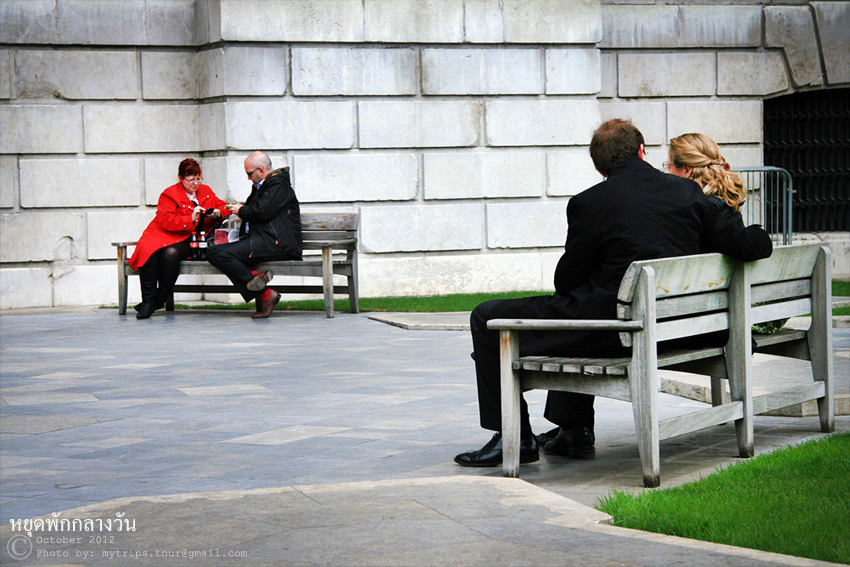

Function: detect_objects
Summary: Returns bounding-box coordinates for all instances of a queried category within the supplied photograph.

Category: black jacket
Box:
[238,167,302,261]
[552,156,772,320]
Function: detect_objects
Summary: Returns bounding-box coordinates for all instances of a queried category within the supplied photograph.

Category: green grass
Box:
[597,433,850,564]
[175,290,544,313]
[834,280,850,297]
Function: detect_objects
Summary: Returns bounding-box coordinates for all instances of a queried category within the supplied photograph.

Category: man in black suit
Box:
[455,119,773,467]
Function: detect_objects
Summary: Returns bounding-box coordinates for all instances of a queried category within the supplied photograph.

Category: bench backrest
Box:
[749,244,828,326]
[615,243,827,346]
[300,212,359,246]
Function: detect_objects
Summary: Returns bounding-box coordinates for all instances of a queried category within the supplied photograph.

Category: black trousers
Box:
[137,238,191,304]
[470,296,627,436]
[205,238,265,302]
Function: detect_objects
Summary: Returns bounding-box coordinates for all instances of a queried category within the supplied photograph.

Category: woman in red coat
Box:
[129,158,231,319]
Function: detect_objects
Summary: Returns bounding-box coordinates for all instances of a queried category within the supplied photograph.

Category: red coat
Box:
[129,183,231,270]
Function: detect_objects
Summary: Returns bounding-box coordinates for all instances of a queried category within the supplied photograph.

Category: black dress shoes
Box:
[454,432,539,467]
[535,427,561,446]
[543,426,596,459]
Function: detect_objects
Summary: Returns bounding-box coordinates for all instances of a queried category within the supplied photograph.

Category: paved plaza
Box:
[0,307,847,566]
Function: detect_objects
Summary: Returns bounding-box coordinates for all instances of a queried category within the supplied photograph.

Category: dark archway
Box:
[764,88,850,232]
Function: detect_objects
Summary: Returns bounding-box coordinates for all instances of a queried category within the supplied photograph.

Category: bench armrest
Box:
[111,241,138,248]
[487,319,644,332]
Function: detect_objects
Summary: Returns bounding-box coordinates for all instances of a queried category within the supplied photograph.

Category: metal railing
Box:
[734,166,794,245]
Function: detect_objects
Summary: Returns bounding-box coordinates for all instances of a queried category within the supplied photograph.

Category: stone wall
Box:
[1,0,848,308]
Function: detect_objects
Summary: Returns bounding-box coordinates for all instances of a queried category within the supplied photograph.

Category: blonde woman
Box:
[666,133,746,224]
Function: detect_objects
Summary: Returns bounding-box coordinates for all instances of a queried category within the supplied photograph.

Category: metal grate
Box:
[764,88,850,233]
[735,166,793,245]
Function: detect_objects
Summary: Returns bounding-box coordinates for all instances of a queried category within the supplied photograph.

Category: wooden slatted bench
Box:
[491,244,834,487]
[112,212,359,318]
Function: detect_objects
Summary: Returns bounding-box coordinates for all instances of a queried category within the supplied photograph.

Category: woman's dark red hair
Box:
[178,158,202,179]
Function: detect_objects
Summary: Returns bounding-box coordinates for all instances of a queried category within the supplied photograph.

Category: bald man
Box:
[207,151,302,318]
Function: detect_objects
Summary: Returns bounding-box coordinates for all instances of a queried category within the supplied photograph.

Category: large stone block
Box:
[546,48,600,95]
[292,47,416,96]
[599,52,616,98]
[199,102,226,152]
[142,52,199,100]
[619,53,715,97]
[358,251,550,297]
[294,153,418,203]
[84,104,199,153]
[57,0,147,45]
[0,212,84,263]
[53,264,118,307]
[724,146,763,169]
[486,201,567,249]
[485,99,600,147]
[0,0,56,44]
[199,46,287,98]
[0,157,16,209]
[667,101,762,144]
[364,0,464,43]
[225,101,355,150]
[602,5,678,48]
[718,52,789,96]
[422,48,542,95]
[602,5,760,48]
[463,0,504,43]
[813,2,850,85]
[143,0,196,46]
[0,105,83,154]
[0,267,52,309]
[599,101,666,145]
[17,49,138,100]
[424,151,545,200]
[679,6,761,48]
[765,7,823,87]
[359,101,480,149]
[501,0,601,44]
[0,50,11,99]
[219,0,364,42]
[20,158,141,208]
[546,149,603,197]
[360,204,484,253]
[86,210,154,260]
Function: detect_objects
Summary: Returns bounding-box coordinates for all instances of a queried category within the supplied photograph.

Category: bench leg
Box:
[116,246,128,316]
[165,293,175,312]
[322,246,334,318]
[726,263,754,458]
[500,330,521,478]
[348,249,359,314]
[630,364,660,488]
[810,247,834,433]
[630,268,660,488]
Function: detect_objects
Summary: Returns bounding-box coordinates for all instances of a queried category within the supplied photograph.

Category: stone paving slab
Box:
[0,477,839,567]
[0,308,847,566]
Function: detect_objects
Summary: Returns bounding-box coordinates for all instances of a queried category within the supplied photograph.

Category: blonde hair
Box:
[669,133,746,212]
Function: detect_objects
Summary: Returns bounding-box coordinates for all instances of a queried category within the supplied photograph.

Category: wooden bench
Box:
[490,243,834,487]
[112,212,359,318]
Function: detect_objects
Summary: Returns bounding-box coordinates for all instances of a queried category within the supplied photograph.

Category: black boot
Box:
[136,265,161,320]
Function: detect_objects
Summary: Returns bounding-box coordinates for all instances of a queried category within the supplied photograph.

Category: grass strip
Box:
[597,433,850,564]
[175,290,544,313]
